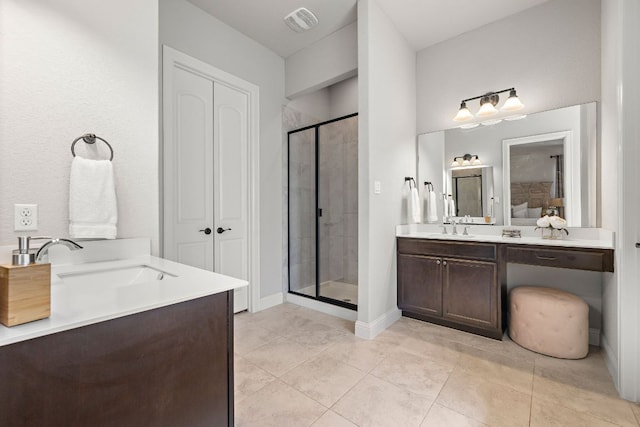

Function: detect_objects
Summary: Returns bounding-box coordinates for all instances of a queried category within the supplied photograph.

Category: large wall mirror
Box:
[417,102,597,227]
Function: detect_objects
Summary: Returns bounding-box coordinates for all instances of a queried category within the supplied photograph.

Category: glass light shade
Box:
[451,158,461,167]
[477,101,498,117]
[501,94,525,112]
[462,159,471,166]
[471,156,481,165]
[453,102,473,122]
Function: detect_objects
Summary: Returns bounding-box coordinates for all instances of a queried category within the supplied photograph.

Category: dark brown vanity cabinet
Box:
[397,238,504,339]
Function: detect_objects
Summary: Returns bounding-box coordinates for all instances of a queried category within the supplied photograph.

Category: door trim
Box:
[161,45,261,313]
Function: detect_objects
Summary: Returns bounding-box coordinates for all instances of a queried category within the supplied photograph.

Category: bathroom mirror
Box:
[417,102,596,226]
[447,166,494,220]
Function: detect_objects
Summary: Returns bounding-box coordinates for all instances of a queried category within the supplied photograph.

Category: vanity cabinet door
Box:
[397,254,442,317]
[442,258,498,329]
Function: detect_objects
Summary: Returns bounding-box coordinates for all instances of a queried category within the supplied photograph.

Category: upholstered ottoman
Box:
[509,286,589,359]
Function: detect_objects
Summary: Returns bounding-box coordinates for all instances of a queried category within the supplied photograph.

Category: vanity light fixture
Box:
[453,87,524,122]
[451,154,481,167]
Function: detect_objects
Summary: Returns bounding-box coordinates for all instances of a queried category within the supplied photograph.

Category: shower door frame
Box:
[287,113,358,311]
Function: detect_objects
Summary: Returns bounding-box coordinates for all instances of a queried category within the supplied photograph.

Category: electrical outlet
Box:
[14,204,38,231]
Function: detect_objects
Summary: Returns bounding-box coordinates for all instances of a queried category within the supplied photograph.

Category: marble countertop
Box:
[396,224,615,250]
[0,239,247,347]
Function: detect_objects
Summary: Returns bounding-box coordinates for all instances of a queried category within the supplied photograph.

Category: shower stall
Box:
[287,113,358,310]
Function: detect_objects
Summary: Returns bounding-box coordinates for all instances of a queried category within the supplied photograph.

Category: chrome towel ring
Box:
[71,133,114,161]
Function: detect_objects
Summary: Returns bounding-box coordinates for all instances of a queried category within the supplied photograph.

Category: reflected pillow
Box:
[511,202,528,218]
[527,207,542,218]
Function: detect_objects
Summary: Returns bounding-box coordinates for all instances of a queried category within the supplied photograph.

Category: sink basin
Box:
[57,265,177,287]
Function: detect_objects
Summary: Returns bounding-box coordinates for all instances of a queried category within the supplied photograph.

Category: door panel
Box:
[164,66,214,271]
[397,254,442,317]
[443,258,497,327]
[214,82,249,312]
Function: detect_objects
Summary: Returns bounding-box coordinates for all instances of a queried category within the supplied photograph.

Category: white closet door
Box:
[164,66,214,271]
[214,82,249,313]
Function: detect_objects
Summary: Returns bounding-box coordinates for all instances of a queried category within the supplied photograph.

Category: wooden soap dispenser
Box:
[0,236,51,327]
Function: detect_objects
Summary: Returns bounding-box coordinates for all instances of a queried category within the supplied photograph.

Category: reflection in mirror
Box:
[449,166,494,220]
[417,102,596,227]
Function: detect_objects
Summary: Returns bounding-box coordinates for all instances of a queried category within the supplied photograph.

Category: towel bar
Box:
[71,133,114,161]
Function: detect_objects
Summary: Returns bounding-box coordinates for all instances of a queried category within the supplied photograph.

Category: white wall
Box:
[416,0,601,134]
[0,0,159,250]
[285,22,358,99]
[159,0,285,299]
[356,0,416,337]
[601,0,640,402]
[285,88,332,124]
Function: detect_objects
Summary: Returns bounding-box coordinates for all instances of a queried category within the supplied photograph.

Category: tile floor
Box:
[234,303,640,427]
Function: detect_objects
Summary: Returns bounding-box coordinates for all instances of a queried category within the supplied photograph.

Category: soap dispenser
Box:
[0,236,52,327]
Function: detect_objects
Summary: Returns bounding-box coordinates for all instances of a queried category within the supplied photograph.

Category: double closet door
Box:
[163,58,249,313]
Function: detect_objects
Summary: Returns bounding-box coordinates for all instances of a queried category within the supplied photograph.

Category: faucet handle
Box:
[439,225,448,235]
[463,226,471,236]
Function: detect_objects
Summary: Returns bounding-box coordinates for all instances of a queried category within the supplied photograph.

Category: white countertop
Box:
[396,224,615,250]
[0,239,247,347]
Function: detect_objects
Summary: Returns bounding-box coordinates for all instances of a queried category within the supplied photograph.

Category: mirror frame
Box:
[502,131,580,226]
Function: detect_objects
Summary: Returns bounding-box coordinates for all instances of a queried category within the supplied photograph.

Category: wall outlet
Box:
[14,204,38,231]
[374,180,381,194]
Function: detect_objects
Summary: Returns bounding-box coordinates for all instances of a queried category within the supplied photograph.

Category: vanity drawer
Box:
[506,245,614,272]
[397,238,497,261]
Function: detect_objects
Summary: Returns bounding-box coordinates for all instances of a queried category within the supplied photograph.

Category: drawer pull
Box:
[535,255,558,261]
[436,260,441,265]
[443,260,447,266]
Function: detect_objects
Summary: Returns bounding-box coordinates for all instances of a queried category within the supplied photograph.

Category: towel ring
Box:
[71,133,114,161]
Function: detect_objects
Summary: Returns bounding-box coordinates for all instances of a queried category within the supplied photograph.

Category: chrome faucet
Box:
[36,238,83,263]
[451,219,458,235]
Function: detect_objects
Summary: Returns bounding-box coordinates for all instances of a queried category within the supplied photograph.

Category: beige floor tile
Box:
[234,356,276,404]
[283,321,351,347]
[436,369,531,427]
[533,374,637,427]
[399,335,466,369]
[322,335,399,372]
[301,309,355,334]
[234,323,281,355]
[631,403,640,425]
[421,403,488,427]
[235,380,326,427]
[332,375,434,427]
[312,410,358,427]
[530,395,621,427]
[454,345,534,395]
[280,353,366,407]
[533,348,619,396]
[243,336,325,377]
[370,350,453,399]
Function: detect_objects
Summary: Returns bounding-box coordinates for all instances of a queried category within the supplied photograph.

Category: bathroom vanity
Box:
[0,239,246,427]
[396,226,614,340]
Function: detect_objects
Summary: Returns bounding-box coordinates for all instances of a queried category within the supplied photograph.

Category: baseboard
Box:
[355,308,402,340]
[601,333,619,391]
[589,328,600,346]
[285,293,357,321]
[258,292,283,312]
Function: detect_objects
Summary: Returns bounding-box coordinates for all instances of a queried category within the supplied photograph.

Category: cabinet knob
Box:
[443,260,447,266]
[436,259,441,265]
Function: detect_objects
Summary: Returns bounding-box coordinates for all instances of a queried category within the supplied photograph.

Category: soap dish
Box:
[502,228,522,238]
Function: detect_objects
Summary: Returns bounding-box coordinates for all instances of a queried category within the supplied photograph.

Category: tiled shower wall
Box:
[318,116,358,285]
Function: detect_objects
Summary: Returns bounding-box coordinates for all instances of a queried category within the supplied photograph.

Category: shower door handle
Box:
[318,208,323,217]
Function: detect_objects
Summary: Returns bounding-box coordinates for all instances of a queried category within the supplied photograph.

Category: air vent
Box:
[284,7,319,33]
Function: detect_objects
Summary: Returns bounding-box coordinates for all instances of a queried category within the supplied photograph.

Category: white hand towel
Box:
[443,194,449,219]
[69,156,118,239]
[449,197,456,218]
[426,190,438,223]
[408,186,421,224]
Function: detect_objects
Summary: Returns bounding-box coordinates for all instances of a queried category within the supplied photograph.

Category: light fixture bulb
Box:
[501,89,524,112]
[453,101,473,122]
[477,99,498,117]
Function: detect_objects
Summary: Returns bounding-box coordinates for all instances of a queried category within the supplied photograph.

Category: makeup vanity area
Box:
[401,102,614,340]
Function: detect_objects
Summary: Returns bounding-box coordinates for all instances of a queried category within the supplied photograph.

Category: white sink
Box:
[57,265,177,287]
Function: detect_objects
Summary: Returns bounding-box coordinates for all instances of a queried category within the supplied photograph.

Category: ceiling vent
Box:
[284,7,319,33]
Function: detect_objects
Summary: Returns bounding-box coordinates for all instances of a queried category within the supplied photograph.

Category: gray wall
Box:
[416,0,601,134]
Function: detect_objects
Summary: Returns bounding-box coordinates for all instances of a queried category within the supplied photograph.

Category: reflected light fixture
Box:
[453,88,524,122]
[451,154,481,167]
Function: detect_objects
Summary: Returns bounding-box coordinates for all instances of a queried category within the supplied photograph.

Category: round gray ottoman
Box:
[509,286,589,359]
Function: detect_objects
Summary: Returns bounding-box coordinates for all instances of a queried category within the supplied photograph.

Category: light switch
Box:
[374,180,381,194]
